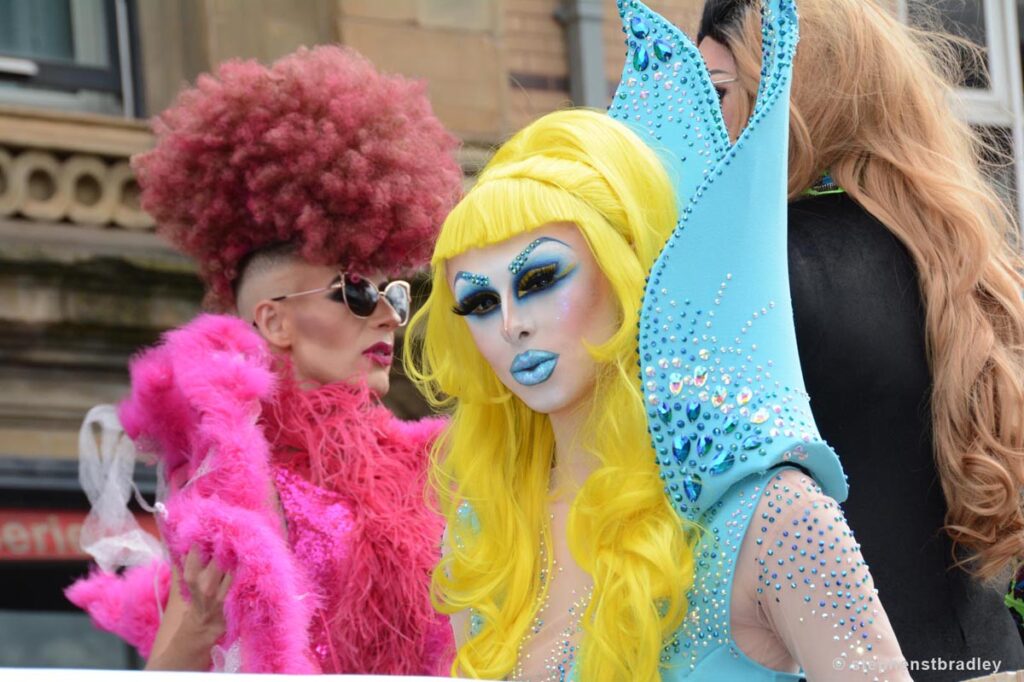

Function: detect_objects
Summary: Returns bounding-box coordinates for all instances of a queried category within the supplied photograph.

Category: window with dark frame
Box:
[0,0,143,118]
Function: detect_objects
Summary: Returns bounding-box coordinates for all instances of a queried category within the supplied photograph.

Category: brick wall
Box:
[337,0,507,144]
[505,0,572,131]
[501,0,703,133]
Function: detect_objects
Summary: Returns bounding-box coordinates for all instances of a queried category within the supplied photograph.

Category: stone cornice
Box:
[0,105,153,158]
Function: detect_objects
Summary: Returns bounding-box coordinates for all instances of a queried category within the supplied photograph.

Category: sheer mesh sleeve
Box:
[732,468,910,681]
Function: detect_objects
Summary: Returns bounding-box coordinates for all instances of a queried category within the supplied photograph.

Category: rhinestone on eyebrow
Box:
[457,272,491,287]
[508,238,545,275]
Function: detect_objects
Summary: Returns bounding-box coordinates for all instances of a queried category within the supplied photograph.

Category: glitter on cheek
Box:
[538,268,616,367]
[548,283,587,332]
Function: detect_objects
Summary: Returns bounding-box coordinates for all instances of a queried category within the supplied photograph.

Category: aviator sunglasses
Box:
[270,272,411,326]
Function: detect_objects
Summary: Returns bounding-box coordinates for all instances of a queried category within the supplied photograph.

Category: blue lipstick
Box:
[510,350,559,386]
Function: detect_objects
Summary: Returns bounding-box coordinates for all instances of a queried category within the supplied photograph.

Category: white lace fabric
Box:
[77,404,167,573]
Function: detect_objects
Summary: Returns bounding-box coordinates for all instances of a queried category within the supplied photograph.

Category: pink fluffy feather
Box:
[67,314,451,673]
[263,372,450,674]
[65,560,171,658]
[127,314,318,672]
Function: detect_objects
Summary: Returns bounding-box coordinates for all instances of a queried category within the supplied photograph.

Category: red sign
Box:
[0,509,159,561]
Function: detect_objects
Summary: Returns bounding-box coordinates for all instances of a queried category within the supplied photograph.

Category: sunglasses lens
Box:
[343,274,379,317]
[340,275,411,324]
[384,285,410,325]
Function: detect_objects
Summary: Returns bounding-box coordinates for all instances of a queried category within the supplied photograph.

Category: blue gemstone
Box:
[686,399,701,422]
[723,414,739,433]
[633,46,650,71]
[784,3,798,25]
[742,436,763,450]
[672,436,690,462]
[630,16,650,39]
[658,401,672,424]
[682,473,703,502]
[709,451,735,476]
[456,502,480,534]
[697,435,713,457]
[653,38,673,62]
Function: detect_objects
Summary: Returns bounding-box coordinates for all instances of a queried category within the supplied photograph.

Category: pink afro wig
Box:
[133,46,462,310]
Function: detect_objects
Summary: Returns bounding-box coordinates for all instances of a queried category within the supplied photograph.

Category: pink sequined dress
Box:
[271,465,355,670]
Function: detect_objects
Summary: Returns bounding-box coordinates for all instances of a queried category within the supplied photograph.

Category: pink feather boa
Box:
[263,369,451,674]
[66,314,451,674]
[65,559,171,659]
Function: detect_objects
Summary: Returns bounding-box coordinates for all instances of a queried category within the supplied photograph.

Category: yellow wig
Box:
[405,109,695,681]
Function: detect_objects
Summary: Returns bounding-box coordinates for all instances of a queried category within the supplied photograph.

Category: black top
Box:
[788,192,1024,680]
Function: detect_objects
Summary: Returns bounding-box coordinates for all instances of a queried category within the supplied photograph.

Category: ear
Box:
[252,299,292,351]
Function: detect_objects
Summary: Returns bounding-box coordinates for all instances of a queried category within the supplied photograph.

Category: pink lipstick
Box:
[363,342,393,367]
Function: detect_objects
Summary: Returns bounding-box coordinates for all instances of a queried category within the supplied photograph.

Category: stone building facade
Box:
[0,0,702,468]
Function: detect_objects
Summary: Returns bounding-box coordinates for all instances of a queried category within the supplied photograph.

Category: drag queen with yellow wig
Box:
[409,108,691,680]
[409,1,906,679]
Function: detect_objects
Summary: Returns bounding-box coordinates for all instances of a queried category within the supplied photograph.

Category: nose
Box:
[501,302,534,345]
[370,296,401,330]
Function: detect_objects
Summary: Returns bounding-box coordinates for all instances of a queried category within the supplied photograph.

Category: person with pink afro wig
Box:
[134,43,461,311]
[65,45,462,675]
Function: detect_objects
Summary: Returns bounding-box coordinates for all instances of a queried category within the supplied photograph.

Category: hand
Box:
[180,546,233,636]
[144,547,233,671]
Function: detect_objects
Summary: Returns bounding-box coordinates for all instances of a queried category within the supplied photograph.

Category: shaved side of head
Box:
[234,242,303,322]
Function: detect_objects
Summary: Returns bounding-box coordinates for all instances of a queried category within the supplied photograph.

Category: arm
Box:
[734,468,910,681]
[144,548,233,671]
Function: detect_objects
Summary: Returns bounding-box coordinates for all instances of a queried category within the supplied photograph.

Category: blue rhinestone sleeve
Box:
[736,469,909,680]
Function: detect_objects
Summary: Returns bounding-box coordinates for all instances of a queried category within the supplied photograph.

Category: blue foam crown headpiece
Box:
[609,0,847,520]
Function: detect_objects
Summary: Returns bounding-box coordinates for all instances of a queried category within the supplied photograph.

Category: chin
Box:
[515,383,591,418]
[367,372,391,398]
[515,390,571,416]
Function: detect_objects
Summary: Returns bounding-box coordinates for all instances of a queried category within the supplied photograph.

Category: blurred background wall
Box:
[0,0,1016,668]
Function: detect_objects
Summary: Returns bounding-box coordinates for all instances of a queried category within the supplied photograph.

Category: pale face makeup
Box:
[254,262,402,395]
[446,222,619,419]
[699,36,743,142]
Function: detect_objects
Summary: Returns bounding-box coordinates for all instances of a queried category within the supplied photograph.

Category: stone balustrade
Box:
[0,147,152,230]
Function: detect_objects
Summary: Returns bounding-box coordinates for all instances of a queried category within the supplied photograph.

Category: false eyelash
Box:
[516,262,559,294]
[515,260,577,299]
[451,290,500,316]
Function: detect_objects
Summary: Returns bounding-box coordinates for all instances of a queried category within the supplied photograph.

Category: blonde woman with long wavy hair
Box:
[699,0,1024,675]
